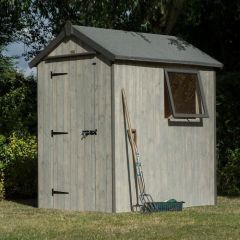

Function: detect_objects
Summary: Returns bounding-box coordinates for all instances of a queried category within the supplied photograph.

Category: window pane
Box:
[168,72,198,114]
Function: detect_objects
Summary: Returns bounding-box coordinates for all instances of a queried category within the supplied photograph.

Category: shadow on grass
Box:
[6,198,37,207]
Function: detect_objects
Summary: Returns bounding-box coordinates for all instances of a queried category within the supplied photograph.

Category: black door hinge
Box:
[52,188,69,196]
[51,71,68,79]
[51,130,68,137]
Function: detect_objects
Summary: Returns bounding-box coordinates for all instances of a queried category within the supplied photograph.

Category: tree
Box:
[21,0,186,59]
[0,0,31,46]
[0,52,37,136]
[0,49,37,199]
[216,72,240,195]
[174,0,240,71]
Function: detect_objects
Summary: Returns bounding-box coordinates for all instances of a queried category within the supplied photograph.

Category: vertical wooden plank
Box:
[48,62,54,209]
[38,61,54,209]
[63,60,70,210]
[76,58,85,211]
[213,71,217,205]
[105,60,112,212]
[111,64,116,213]
[94,58,103,211]
[51,61,57,209]
[50,60,71,210]
[113,64,120,211]
[37,62,44,208]
[83,58,96,211]
[44,61,50,208]
[94,57,112,212]
[53,60,64,209]
[69,58,77,210]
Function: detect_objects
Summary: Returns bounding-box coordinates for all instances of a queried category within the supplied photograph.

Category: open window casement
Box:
[164,69,209,119]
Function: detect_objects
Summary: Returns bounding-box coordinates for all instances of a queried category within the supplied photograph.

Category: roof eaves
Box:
[114,55,223,69]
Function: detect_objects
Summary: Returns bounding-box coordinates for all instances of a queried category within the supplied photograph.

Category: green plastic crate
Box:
[143,199,184,212]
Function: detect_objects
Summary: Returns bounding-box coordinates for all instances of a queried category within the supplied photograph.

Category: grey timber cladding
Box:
[112,62,216,212]
[29,22,223,68]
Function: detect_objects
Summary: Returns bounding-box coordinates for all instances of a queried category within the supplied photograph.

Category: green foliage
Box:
[0,77,37,135]
[174,0,240,71]
[0,49,16,84]
[217,72,240,195]
[0,50,37,136]
[0,172,5,200]
[0,47,37,198]
[0,136,7,199]
[0,135,7,200]
[216,72,240,151]
[0,135,7,155]
[0,133,37,197]
[0,0,31,46]
[22,0,186,59]
[218,149,240,195]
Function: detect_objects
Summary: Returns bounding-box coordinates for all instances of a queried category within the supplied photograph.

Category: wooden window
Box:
[164,69,209,119]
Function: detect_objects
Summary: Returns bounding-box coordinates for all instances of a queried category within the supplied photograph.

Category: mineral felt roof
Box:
[74,25,223,68]
[29,22,223,68]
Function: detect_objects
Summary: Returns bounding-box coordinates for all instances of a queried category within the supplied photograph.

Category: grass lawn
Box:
[0,197,239,240]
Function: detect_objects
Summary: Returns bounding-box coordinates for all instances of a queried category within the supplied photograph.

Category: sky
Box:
[5,41,36,76]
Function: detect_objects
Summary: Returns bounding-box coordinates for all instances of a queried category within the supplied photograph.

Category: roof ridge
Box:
[73,24,175,38]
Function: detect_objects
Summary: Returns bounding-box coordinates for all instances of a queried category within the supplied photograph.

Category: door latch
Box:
[81,129,97,139]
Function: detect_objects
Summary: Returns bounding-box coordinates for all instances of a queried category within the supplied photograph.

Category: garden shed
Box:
[29,21,223,213]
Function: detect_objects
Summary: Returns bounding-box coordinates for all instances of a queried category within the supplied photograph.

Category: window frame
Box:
[164,68,209,119]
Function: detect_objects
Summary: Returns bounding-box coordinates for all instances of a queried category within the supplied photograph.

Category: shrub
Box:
[0,132,37,198]
[217,72,240,195]
[218,148,240,195]
[0,76,37,136]
[0,172,5,200]
[0,135,6,199]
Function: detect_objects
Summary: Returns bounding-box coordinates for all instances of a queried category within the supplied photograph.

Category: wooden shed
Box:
[29,21,223,213]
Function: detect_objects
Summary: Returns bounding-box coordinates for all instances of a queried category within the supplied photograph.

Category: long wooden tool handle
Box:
[121,89,139,207]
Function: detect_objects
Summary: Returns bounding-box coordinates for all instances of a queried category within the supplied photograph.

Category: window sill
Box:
[168,117,202,123]
[167,116,203,127]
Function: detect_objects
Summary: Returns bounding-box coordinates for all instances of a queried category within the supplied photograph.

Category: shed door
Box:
[49,58,96,210]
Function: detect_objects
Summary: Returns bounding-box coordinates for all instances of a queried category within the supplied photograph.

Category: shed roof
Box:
[29,21,223,68]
